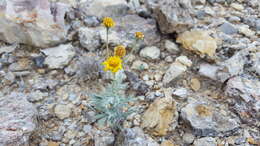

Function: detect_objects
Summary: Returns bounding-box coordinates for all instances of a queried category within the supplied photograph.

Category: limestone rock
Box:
[180,98,239,137]
[42,44,75,69]
[164,40,180,54]
[177,30,217,57]
[78,27,101,51]
[163,56,192,84]
[79,0,128,18]
[0,0,69,47]
[131,60,149,70]
[150,0,194,34]
[140,46,160,60]
[54,104,72,120]
[94,130,115,146]
[193,137,217,146]
[141,97,176,136]
[0,92,37,146]
[115,127,159,146]
[100,15,160,46]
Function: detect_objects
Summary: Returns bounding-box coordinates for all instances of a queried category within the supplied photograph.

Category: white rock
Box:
[54,104,72,120]
[199,63,219,80]
[131,60,149,70]
[42,44,75,69]
[163,62,187,84]
[231,3,244,11]
[193,137,217,146]
[176,56,192,67]
[239,25,255,37]
[173,88,189,98]
[140,46,160,60]
[164,40,179,54]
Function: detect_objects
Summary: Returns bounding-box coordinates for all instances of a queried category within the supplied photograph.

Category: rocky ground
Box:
[0,0,259,146]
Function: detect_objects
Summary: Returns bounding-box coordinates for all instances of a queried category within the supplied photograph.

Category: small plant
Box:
[90,48,135,130]
[102,17,115,56]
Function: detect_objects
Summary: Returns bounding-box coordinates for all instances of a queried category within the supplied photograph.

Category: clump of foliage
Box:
[90,72,135,130]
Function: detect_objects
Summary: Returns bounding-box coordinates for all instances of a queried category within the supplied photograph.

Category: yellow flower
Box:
[102,56,123,73]
[103,17,115,28]
[135,32,144,40]
[114,45,126,58]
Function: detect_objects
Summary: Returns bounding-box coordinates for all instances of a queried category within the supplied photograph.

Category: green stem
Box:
[106,28,109,57]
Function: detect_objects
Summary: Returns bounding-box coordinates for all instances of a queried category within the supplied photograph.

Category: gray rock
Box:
[78,27,101,51]
[79,0,128,18]
[199,49,249,82]
[256,19,260,31]
[193,137,217,146]
[100,15,160,46]
[54,104,72,120]
[140,46,160,60]
[164,40,180,54]
[94,130,115,146]
[115,127,159,146]
[42,44,75,69]
[27,90,48,103]
[180,98,239,137]
[219,22,238,35]
[182,133,195,144]
[163,56,192,84]
[225,76,260,103]
[0,92,37,146]
[151,0,194,33]
[172,88,190,99]
[83,16,100,27]
[32,78,59,90]
[0,0,69,47]
[83,125,92,134]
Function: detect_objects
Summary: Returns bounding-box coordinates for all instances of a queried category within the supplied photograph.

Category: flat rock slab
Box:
[181,98,240,137]
[0,92,37,146]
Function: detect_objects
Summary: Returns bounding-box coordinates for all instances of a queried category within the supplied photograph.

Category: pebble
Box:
[164,40,179,54]
[140,46,160,60]
[219,22,238,34]
[54,104,72,120]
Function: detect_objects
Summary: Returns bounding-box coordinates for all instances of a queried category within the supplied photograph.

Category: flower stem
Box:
[106,28,109,57]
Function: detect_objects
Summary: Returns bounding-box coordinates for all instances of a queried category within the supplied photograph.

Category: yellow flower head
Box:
[135,32,144,40]
[114,45,126,58]
[103,17,115,28]
[102,56,123,73]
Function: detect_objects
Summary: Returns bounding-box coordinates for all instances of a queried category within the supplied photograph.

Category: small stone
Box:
[163,56,192,84]
[48,141,59,146]
[177,30,217,57]
[83,125,92,134]
[83,16,100,27]
[160,140,174,146]
[193,137,217,146]
[164,40,180,54]
[199,64,219,80]
[176,56,192,67]
[183,133,195,144]
[78,27,101,51]
[141,97,176,136]
[54,104,72,120]
[115,127,159,146]
[131,60,149,70]
[42,44,76,69]
[172,88,189,98]
[140,46,161,60]
[165,56,174,63]
[228,16,241,23]
[239,25,255,37]
[231,3,244,11]
[256,19,260,31]
[33,56,45,68]
[190,78,201,91]
[219,22,238,35]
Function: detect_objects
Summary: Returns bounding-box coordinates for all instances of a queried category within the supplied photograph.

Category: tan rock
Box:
[141,97,175,136]
[177,30,217,57]
[161,140,175,146]
[48,141,59,146]
[190,78,201,91]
